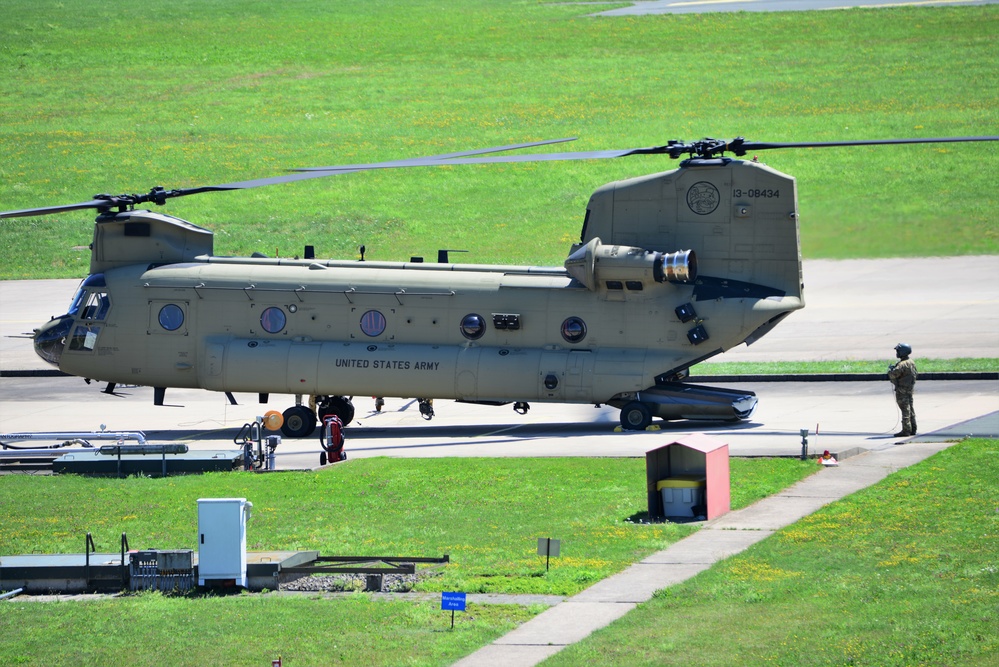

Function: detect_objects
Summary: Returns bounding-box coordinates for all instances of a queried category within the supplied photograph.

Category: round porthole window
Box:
[158,304,184,331]
[460,313,486,340]
[561,316,587,344]
[360,310,387,337]
[260,307,287,334]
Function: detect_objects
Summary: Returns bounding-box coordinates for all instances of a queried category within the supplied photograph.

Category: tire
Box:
[281,405,317,438]
[318,396,355,426]
[620,401,653,431]
[319,451,327,466]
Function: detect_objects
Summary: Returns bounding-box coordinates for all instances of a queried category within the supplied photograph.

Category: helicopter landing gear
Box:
[318,395,355,426]
[418,399,435,420]
[513,401,530,415]
[620,401,653,431]
[282,404,317,438]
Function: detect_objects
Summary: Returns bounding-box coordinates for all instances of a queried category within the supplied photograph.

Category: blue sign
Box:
[441,592,466,611]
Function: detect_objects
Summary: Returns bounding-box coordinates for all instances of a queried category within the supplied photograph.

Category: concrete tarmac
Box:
[1,376,996,466]
[593,0,999,16]
[2,257,997,462]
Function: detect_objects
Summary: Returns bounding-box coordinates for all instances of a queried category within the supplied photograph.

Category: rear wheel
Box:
[282,405,317,438]
[620,401,653,431]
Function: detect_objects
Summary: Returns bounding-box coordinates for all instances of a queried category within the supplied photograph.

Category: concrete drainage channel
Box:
[0,538,450,596]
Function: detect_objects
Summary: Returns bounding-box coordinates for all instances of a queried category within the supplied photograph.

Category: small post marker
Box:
[442,591,466,630]
[537,537,561,571]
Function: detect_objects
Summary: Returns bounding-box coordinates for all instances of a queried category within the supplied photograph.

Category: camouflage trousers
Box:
[895,387,916,434]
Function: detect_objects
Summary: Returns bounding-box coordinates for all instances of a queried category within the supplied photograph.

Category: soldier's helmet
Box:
[895,343,912,358]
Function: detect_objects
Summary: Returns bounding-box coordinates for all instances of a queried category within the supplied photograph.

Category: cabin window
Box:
[360,310,387,337]
[158,304,185,331]
[460,313,486,340]
[260,307,287,334]
[561,317,587,344]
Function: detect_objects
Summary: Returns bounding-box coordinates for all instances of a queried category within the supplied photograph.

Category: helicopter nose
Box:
[33,314,73,366]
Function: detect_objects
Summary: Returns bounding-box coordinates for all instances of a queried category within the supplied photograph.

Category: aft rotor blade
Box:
[406,137,579,161]
[174,138,582,191]
[738,136,999,153]
[295,146,671,173]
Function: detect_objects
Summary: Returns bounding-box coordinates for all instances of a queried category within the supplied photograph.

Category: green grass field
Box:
[546,438,999,667]
[0,457,815,596]
[0,457,816,665]
[1,443,995,666]
[2,2,997,665]
[1,1,997,279]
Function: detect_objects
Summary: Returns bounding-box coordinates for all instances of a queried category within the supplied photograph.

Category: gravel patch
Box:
[280,566,443,593]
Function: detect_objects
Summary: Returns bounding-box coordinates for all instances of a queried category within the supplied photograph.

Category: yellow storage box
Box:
[657,476,706,518]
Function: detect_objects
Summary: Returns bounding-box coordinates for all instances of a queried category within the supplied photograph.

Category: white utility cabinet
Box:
[197,498,252,587]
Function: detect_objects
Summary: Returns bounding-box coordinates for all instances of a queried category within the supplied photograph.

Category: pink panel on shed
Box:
[703,444,730,520]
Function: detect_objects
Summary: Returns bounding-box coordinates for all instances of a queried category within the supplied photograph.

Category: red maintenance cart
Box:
[318,414,346,466]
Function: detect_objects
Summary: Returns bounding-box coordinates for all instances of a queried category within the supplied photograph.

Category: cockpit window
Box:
[80,292,111,321]
[68,274,106,316]
[69,324,100,352]
[68,286,87,317]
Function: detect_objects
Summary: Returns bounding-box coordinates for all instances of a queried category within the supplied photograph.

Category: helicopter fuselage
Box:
[34,156,805,432]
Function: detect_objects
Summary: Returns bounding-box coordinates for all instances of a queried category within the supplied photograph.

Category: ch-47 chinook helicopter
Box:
[3,135,996,437]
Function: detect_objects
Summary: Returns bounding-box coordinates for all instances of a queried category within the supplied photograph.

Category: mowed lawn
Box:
[1,1,997,279]
[1,1,997,665]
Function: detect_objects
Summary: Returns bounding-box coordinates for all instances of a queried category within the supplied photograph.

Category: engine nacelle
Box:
[564,237,696,291]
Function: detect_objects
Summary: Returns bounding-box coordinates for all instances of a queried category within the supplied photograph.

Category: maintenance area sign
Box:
[537,538,561,557]
[441,591,467,611]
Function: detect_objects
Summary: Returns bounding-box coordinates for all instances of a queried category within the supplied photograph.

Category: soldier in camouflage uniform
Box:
[888,343,917,437]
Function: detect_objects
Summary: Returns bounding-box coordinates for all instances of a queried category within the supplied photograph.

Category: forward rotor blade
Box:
[0,199,121,219]
[0,138,581,218]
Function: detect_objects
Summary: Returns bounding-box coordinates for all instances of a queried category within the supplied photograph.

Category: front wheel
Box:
[282,405,317,438]
[620,401,653,431]
[318,396,355,426]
